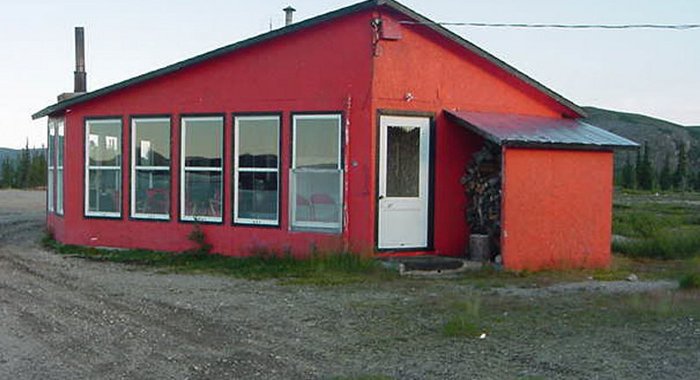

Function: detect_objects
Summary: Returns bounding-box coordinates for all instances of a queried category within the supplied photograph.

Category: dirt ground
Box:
[1,189,699,380]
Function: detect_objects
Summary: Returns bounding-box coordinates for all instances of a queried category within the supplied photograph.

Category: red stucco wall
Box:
[370,9,571,257]
[49,11,375,256]
[501,148,614,270]
[47,5,589,260]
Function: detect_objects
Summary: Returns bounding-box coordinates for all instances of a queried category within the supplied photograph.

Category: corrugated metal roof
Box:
[445,110,639,150]
[32,0,585,120]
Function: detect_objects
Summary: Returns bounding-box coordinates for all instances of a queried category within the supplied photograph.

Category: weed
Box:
[187,223,212,255]
[42,236,394,285]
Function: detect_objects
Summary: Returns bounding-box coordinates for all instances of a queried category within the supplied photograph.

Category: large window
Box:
[233,115,280,225]
[47,120,55,212]
[131,117,171,219]
[291,114,343,231]
[85,119,122,217]
[181,116,223,222]
[56,119,65,215]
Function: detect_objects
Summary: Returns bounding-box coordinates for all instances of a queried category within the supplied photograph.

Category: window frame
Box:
[179,115,224,223]
[56,118,65,215]
[232,113,281,227]
[130,116,171,220]
[84,117,123,219]
[290,113,344,232]
[47,119,55,213]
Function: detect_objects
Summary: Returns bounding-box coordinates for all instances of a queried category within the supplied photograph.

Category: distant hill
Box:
[582,107,700,174]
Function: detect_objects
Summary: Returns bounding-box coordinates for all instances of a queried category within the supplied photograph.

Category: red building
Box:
[34,0,636,270]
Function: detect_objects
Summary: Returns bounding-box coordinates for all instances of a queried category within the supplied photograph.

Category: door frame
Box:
[374,109,436,252]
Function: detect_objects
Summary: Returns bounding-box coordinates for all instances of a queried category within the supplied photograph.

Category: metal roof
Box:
[445,110,639,150]
[32,0,586,120]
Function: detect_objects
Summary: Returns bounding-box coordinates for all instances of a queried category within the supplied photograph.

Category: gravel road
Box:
[1,190,699,379]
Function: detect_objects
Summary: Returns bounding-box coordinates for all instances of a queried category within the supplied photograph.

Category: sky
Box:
[1,0,698,149]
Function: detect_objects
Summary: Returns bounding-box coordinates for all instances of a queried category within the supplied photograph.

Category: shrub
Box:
[679,273,700,290]
[613,211,666,238]
[613,227,700,260]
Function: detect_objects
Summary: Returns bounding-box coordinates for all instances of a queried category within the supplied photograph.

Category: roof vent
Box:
[283,6,296,26]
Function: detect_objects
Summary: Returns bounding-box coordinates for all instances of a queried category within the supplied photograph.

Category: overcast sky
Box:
[1,0,698,149]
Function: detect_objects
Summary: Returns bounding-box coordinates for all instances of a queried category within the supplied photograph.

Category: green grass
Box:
[613,226,700,259]
[679,273,700,290]
[442,298,485,337]
[42,235,395,285]
[613,192,700,259]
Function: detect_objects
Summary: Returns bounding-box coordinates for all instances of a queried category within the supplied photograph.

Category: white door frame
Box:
[377,114,432,250]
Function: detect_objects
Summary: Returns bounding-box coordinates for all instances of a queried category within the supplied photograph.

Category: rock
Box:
[626,273,639,282]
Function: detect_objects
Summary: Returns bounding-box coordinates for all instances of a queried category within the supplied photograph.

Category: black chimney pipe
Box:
[74,27,86,93]
[283,6,296,26]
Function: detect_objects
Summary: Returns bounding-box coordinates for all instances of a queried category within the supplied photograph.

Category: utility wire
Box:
[398,21,700,30]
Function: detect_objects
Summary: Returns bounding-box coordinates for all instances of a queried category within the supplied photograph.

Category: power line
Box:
[398,21,700,30]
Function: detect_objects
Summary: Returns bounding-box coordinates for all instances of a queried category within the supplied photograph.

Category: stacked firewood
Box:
[461,143,502,260]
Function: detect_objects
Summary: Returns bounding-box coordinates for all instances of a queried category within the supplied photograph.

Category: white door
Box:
[378,115,430,249]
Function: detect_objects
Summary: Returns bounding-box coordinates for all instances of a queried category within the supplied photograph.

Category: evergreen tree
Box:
[635,148,643,189]
[15,140,31,188]
[674,142,688,191]
[637,142,654,190]
[1,158,14,188]
[29,148,47,187]
[695,171,700,192]
[659,155,673,191]
[621,154,635,189]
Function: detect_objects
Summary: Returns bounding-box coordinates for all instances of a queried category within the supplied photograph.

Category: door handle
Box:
[378,195,385,200]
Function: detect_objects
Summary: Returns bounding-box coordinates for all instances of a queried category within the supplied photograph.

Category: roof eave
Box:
[380,0,587,118]
[502,141,639,151]
[444,109,639,151]
[33,0,586,120]
[32,0,381,120]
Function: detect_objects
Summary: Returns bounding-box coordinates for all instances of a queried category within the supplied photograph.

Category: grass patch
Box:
[613,226,700,259]
[333,376,394,380]
[613,192,700,260]
[42,236,395,285]
[442,298,486,337]
[679,273,700,290]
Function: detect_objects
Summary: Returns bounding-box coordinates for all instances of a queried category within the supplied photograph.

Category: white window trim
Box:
[290,114,344,231]
[85,119,122,218]
[180,116,224,223]
[233,115,280,226]
[56,119,65,215]
[47,120,55,212]
[131,118,171,220]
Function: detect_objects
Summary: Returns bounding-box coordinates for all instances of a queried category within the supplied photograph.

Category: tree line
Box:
[619,141,700,192]
[0,142,47,189]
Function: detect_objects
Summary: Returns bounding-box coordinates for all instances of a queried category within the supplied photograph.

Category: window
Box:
[233,115,280,225]
[181,116,223,222]
[85,119,122,217]
[291,114,343,231]
[47,120,55,212]
[56,119,65,215]
[131,118,171,219]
